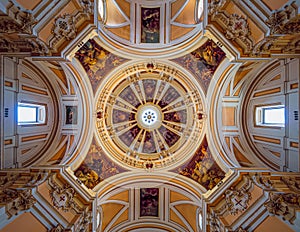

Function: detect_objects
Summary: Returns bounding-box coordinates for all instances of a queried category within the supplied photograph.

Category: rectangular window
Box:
[18,103,45,125]
[263,107,285,124]
[256,105,285,127]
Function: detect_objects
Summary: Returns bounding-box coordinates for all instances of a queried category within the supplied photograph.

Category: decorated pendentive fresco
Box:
[172,39,226,93]
[140,188,159,217]
[173,137,225,190]
[75,39,128,93]
[74,139,126,189]
[141,7,160,43]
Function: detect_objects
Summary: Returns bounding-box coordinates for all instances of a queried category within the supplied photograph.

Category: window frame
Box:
[17,102,46,125]
[255,105,285,127]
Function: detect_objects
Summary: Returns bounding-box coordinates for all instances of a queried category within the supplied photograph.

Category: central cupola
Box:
[95,61,205,170]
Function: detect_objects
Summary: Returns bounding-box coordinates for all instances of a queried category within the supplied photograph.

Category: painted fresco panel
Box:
[172,40,226,93]
[173,137,225,190]
[75,39,128,94]
[141,7,160,43]
[140,188,159,217]
[74,139,126,189]
[65,106,77,125]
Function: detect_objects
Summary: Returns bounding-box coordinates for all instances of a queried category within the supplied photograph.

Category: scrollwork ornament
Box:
[281,176,300,193]
[7,1,37,34]
[52,14,76,41]
[251,37,276,56]
[225,14,250,40]
[264,193,291,222]
[5,189,36,218]
[224,14,254,53]
[282,38,300,53]
[74,208,93,232]
[49,178,77,212]
[208,0,226,15]
[225,187,251,215]
[223,177,252,215]
[207,210,222,232]
[79,0,94,14]
[265,3,298,34]
[250,173,274,190]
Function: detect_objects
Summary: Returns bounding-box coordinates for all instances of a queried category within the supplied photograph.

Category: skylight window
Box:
[256,105,285,127]
[18,103,46,125]
[264,107,285,124]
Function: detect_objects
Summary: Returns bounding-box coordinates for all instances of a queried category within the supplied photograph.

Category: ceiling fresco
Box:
[94,61,206,171]
[75,39,129,94]
[106,77,190,157]
[172,136,225,190]
[0,0,299,231]
[73,38,226,190]
[172,39,226,93]
[74,139,126,189]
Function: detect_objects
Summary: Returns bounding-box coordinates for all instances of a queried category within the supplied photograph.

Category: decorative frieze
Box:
[0,36,50,55]
[250,173,274,190]
[0,18,26,34]
[251,37,276,56]
[0,171,50,190]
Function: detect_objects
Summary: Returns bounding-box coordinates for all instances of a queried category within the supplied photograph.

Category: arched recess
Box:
[209,57,299,172]
[96,172,203,232]
[207,58,267,170]
[97,0,204,59]
[31,59,94,167]
[3,58,59,168]
[242,58,299,172]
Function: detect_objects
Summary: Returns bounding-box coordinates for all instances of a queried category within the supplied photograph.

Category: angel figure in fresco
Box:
[75,40,108,73]
[179,145,225,190]
[89,48,108,73]
[75,166,99,189]
[141,8,160,43]
[192,40,225,68]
